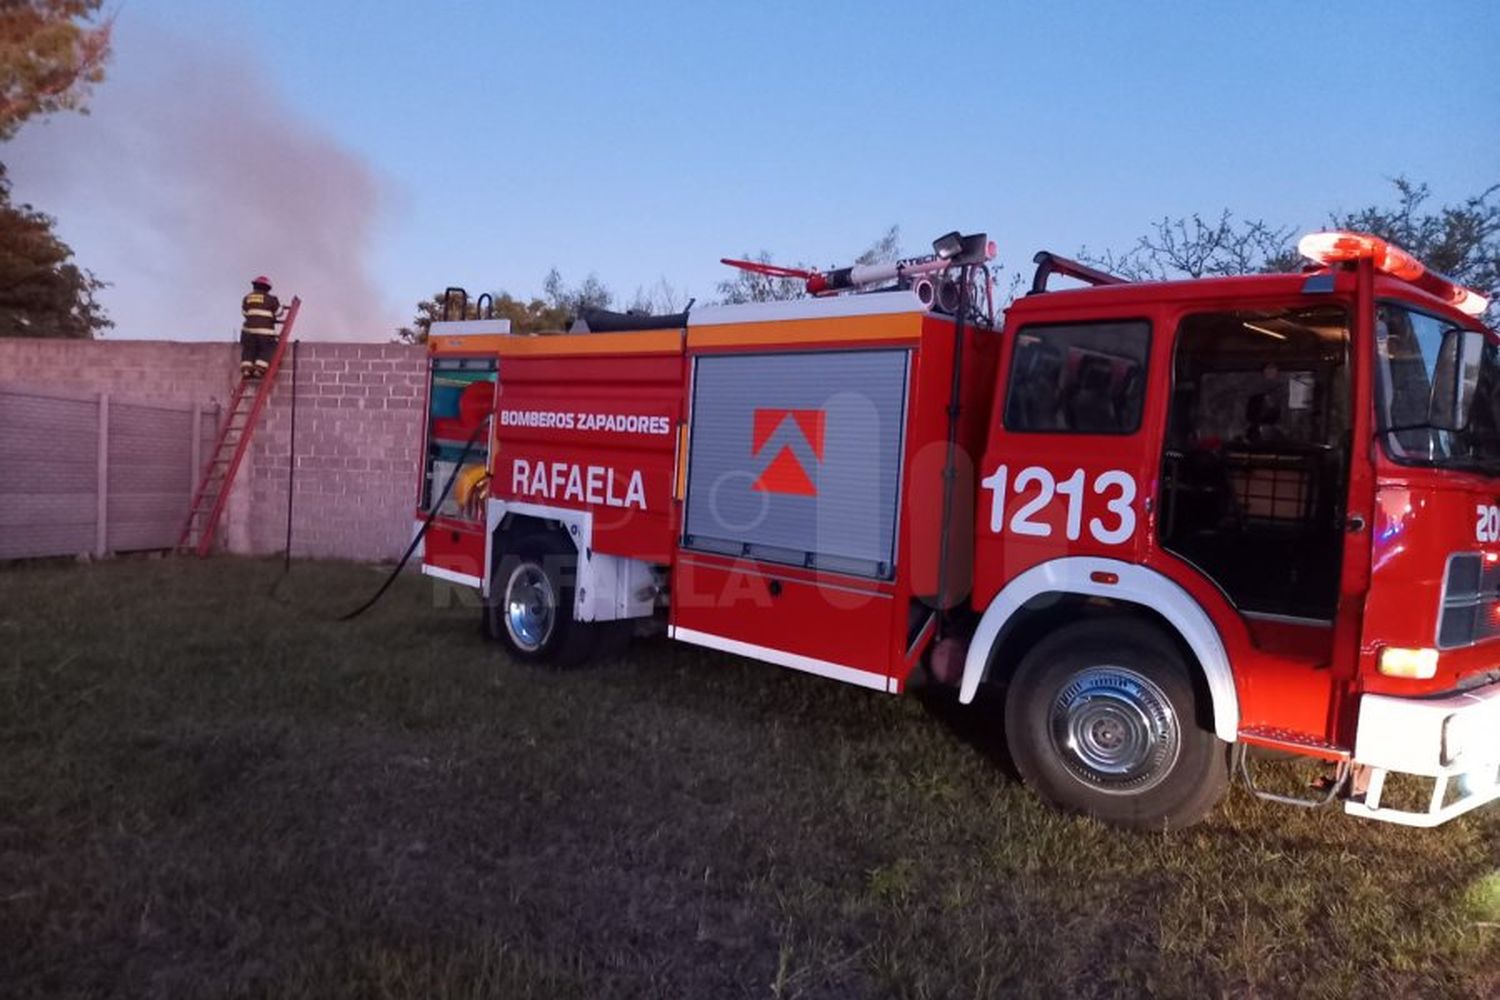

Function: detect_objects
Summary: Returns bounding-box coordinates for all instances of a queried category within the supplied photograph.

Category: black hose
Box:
[337,416,490,622]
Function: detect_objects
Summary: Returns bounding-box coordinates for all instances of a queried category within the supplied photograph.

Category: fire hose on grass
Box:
[337,415,492,621]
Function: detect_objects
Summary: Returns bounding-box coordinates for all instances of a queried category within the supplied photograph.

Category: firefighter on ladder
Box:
[240,276,283,379]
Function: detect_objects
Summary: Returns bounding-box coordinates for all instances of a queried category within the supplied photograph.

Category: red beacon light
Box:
[1297,230,1490,318]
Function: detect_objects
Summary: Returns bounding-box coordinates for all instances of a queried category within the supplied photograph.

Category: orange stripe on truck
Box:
[687,312,922,349]
[428,330,684,356]
[493,330,684,356]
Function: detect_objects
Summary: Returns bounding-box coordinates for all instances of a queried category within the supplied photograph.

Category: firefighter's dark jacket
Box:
[242,291,280,336]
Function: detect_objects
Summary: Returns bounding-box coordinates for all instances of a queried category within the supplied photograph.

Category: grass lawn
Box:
[1,558,1497,998]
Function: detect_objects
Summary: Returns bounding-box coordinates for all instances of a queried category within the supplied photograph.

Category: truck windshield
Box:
[1375,302,1500,471]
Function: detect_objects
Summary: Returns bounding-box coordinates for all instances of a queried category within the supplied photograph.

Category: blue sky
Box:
[10,1,1499,339]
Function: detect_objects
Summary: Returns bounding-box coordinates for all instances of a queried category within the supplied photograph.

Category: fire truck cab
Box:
[419,233,1499,830]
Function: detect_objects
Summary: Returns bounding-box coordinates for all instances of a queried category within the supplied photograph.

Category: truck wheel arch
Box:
[484,499,657,624]
[484,500,587,599]
[960,556,1239,743]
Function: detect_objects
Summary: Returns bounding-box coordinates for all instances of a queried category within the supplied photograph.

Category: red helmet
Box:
[251,275,272,288]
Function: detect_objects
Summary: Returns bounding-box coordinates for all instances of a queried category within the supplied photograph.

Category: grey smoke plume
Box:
[8,22,397,341]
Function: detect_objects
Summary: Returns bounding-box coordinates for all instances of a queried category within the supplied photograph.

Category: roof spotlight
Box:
[932,231,965,260]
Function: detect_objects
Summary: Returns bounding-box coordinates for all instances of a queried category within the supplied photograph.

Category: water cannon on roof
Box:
[720,231,997,313]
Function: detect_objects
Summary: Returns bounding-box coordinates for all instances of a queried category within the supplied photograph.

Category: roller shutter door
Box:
[683,349,909,578]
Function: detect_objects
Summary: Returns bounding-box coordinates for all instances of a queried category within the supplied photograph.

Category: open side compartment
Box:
[420,353,497,585]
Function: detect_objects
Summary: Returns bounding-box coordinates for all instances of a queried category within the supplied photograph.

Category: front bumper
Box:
[1344,679,1500,827]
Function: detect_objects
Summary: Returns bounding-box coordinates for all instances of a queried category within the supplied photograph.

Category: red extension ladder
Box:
[177,296,301,557]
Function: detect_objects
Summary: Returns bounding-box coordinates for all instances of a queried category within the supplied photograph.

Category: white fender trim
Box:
[959,556,1239,743]
[484,499,588,599]
[483,499,654,622]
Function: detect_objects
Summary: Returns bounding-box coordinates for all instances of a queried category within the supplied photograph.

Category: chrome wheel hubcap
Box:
[504,563,555,652]
[1050,666,1180,793]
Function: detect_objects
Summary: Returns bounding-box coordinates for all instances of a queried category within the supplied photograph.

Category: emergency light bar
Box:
[1297,230,1490,318]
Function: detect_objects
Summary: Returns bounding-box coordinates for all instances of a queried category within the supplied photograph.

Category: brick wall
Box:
[0,338,238,408]
[1,338,427,562]
[242,343,426,560]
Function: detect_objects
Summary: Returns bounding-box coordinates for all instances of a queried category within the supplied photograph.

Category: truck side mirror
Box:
[1427,327,1486,431]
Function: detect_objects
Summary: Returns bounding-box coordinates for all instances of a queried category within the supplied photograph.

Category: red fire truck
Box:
[417,231,1498,829]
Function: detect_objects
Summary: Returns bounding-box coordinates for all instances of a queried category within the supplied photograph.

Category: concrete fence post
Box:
[190,404,203,502]
[96,392,110,557]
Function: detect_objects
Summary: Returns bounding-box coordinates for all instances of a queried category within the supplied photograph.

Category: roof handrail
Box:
[1029,252,1128,295]
[441,286,469,322]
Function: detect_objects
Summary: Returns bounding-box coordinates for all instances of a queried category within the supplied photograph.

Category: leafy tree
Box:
[397,291,565,344]
[542,267,611,317]
[0,0,112,338]
[397,271,613,343]
[0,165,108,337]
[0,0,112,139]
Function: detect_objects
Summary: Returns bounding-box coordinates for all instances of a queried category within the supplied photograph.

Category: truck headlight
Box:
[1378,646,1438,679]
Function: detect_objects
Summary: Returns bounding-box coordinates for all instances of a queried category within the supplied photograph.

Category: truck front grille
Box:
[1438,552,1500,649]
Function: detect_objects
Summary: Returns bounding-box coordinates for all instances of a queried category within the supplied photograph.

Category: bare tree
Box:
[626,276,686,314]
[854,224,901,266]
[714,250,813,304]
[1079,211,1296,282]
[1332,177,1498,323]
[1079,179,1498,324]
[715,225,903,304]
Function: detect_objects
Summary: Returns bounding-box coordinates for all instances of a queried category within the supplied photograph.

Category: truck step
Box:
[1237,726,1350,761]
[1233,742,1350,809]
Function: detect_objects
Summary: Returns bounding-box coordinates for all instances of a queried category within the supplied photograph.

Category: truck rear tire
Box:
[1003,619,1229,830]
[487,533,598,667]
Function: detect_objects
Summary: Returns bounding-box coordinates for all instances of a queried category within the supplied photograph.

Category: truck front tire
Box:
[1004,619,1229,830]
[487,533,598,667]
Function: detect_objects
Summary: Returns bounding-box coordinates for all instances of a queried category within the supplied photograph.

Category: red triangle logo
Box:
[752,445,817,495]
[752,408,781,455]
[791,410,825,460]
